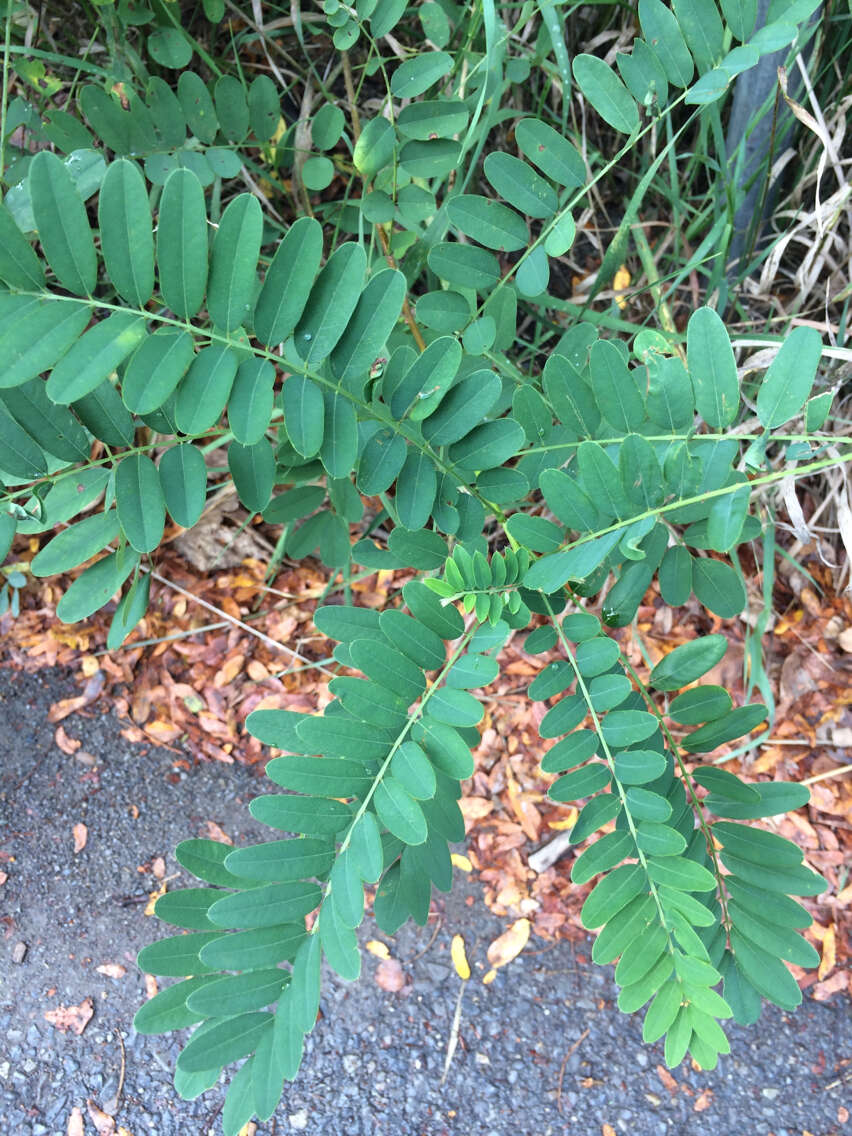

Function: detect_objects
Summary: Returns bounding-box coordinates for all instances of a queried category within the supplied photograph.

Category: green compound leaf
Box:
[47,312,146,405]
[649,634,728,691]
[157,168,209,320]
[691,558,747,618]
[175,345,239,435]
[374,777,428,845]
[254,217,323,347]
[98,158,155,307]
[756,326,823,428]
[182,967,284,1022]
[390,51,453,98]
[483,152,558,218]
[686,307,739,428]
[122,329,195,415]
[177,1012,273,1075]
[115,454,166,553]
[29,150,97,296]
[581,863,647,930]
[228,358,275,445]
[159,443,208,529]
[0,202,44,290]
[294,243,367,367]
[0,297,91,391]
[133,977,215,1034]
[31,510,119,577]
[447,195,529,252]
[207,193,263,332]
[638,0,695,87]
[573,54,640,134]
[56,548,140,624]
[515,118,585,188]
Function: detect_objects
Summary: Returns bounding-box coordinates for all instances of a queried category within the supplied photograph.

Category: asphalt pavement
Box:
[1,666,849,1136]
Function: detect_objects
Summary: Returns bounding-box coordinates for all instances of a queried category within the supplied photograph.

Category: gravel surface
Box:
[1,666,850,1136]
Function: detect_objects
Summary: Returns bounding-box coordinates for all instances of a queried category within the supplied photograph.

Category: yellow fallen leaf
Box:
[145,881,167,917]
[366,940,391,960]
[603,1125,617,1136]
[451,934,470,980]
[547,810,578,830]
[817,924,836,980]
[482,968,497,985]
[613,265,631,309]
[450,853,472,872]
[486,918,530,970]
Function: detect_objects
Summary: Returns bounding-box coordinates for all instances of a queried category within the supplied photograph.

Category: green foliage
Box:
[0,0,844,1130]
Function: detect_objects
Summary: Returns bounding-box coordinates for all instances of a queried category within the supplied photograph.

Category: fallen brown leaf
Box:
[694,1089,713,1112]
[87,1099,116,1134]
[374,958,406,992]
[602,1124,617,1136]
[656,1065,678,1093]
[55,725,81,754]
[202,820,233,845]
[486,918,530,970]
[96,963,127,979]
[817,924,836,980]
[45,997,94,1035]
[67,1107,85,1136]
[812,971,848,1001]
[144,974,158,1000]
[72,823,88,853]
